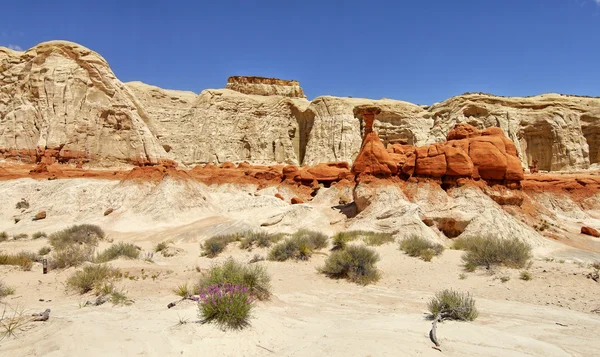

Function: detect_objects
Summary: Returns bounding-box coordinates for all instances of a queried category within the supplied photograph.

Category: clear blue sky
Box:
[2,0,599,104]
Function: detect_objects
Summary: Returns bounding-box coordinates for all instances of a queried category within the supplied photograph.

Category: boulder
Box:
[33,211,47,221]
[581,226,600,237]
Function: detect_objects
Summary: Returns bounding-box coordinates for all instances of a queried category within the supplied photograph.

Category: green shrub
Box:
[0,232,8,242]
[268,231,329,262]
[428,289,478,321]
[49,244,95,269]
[0,281,15,298]
[0,251,36,271]
[48,224,105,249]
[32,232,47,239]
[332,231,394,250]
[399,236,444,261]
[95,243,140,263]
[319,245,380,285]
[197,283,253,330]
[66,264,122,294]
[173,282,192,298]
[455,236,532,269]
[201,233,243,258]
[239,231,286,250]
[196,258,271,300]
[38,246,52,256]
[292,230,328,249]
[154,241,170,253]
[520,271,532,281]
[13,233,28,240]
[109,289,133,306]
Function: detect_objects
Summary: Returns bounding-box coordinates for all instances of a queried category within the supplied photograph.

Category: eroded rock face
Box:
[226,76,306,98]
[0,41,170,167]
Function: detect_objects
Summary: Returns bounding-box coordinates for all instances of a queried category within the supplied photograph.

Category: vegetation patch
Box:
[66,264,122,294]
[0,232,8,242]
[32,232,47,239]
[268,230,329,262]
[319,245,380,285]
[0,281,15,299]
[520,271,532,281]
[332,231,394,250]
[399,235,444,261]
[12,233,28,240]
[0,251,37,271]
[48,224,105,250]
[49,244,95,269]
[453,236,532,269]
[428,289,478,321]
[95,243,140,263]
[239,231,286,250]
[201,232,244,258]
[38,246,52,256]
[197,283,254,330]
[196,258,271,301]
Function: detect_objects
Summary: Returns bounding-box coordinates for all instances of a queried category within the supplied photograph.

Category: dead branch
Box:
[429,312,441,348]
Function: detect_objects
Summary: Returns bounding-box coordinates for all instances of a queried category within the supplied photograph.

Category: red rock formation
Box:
[581,226,600,237]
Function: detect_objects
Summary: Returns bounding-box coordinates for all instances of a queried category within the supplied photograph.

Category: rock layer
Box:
[226,76,306,98]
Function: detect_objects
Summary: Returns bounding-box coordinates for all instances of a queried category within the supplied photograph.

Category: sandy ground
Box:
[1,177,600,356]
[1,232,599,357]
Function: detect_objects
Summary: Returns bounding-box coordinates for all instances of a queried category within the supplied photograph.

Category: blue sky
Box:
[2,0,600,104]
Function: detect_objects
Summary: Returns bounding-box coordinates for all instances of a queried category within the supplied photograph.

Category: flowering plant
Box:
[196,283,254,329]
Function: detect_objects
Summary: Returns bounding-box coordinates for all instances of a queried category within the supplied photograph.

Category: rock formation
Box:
[2,41,600,172]
[0,41,170,167]
[226,76,306,98]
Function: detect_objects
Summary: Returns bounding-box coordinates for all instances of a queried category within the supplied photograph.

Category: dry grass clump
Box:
[12,233,28,240]
[197,283,253,330]
[49,224,105,250]
[0,232,8,242]
[38,246,52,256]
[201,232,244,258]
[520,271,532,281]
[173,282,192,298]
[399,235,444,261]
[0,251,38,271]
[239,231,286,250]
[195,258,271,301]
[32,232,47,239]
[95,243,140,263]
[0,281,15,299]
[49,244,95,269]
[453,236,532,269]
[332,231,394,250]
[155,241,170,253]
[268,230,329,262]
[319,245,380,285]
[428,289,478,321]
[66,264,122,294]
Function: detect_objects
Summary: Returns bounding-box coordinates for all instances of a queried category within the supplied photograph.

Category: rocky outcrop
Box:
[226,76,306,98]
[581,226,600,237]
[352,121,524,182]
[0,41,170,167]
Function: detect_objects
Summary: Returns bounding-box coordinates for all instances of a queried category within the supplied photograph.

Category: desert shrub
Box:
[197,283,254,329]
[154,241,170,253]
[0,281,15,299]
[0,251,36,271]
[319,245,380,285]
[49,244,94,269]
[591,262,600,271]
[0,232,8,242]
[455,236,532,269]
[66,264,122,294]
[428,289,478,321]
[399,236,444,261]
[95,243,140,263]
[13,233,28,240]
[196,258,271,300]
[109,289,133,306]
[292,230,328,249]
[38,246,52,256]
[173,282,192,298]
[239,231,286,250]
[201,233,243,258]
[332,231,394,250]
[48,224,105,249]
[520,271,532,281]
[32,232,47,239]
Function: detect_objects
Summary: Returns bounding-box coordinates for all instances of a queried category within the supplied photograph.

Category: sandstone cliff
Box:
[0,41,170,167]
[3,41,600,172]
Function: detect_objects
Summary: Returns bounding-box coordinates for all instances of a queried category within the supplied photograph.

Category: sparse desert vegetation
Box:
[49,224,105,250]
[32,231,47,239]
[453,236,532,269]
[197,283,254,330]
[239,231,285,250]
[201,232,243,258]
[399,235,444,261]
[67,264,123,294]
[0,281,15,299]
[428,289,479,321]
[0,251,38,271]
[196,258,271,301]
[95,242,140,263]
[332,230,394,250]
[268,230,328,261]
[319,245,380,285]
[12,233,28,240]
[0,232,7,242]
